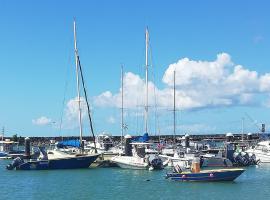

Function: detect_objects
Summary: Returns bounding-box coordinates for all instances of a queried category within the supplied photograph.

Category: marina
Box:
[1,160,270,200]
[1,0,270,199]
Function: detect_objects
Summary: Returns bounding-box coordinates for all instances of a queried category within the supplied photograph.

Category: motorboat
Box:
[111,135,163,170]
[166,168,245,182]
[246,140,270,163]
[0,139,24,159]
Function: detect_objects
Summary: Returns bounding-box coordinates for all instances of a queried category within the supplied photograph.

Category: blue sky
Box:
[1,0,270,137]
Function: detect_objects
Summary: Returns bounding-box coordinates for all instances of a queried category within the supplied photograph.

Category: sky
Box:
[1,0,270,137]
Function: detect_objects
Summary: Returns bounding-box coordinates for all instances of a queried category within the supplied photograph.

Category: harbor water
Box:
[1,160,270,200]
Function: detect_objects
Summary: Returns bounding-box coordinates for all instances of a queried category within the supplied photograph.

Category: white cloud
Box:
[107,116,116,124]
[65,97,87,121]
[32,116,52,126]
[94,53,270,110]
[62,96,89,129]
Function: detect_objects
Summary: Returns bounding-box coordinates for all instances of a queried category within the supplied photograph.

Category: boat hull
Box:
[111,156,148,170]
[166,168,245,182]
[116,162,148,170]
[247,151,270,163]
[15,154,99,170]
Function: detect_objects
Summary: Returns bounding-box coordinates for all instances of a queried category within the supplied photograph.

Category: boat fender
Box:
[209,173,214,178]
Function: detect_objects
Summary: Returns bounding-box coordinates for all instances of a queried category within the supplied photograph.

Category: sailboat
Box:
[111,28,163,170]
[6,20,99,170]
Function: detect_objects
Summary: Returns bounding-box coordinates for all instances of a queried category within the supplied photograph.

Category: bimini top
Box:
[56,139,81,148]
[132,133,149,142]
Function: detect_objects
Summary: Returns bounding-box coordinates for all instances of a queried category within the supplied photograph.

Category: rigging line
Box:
[149,42,158,137]
[59,51,72,140]
[77,55,97,153]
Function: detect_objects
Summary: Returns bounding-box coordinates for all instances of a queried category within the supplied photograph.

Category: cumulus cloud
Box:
[32,116,52,126]
[94,53,270,110]
[62,96,89,129]
[107,116,116,124]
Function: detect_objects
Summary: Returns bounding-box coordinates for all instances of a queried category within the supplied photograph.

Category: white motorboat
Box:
[111,135,163,170]
[246,140,270,163]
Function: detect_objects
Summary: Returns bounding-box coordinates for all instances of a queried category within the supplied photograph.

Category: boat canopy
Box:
[56,140,81,148]
[132,133,149,142]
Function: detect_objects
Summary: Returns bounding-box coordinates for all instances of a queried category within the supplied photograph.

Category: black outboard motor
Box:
[124,135,132,156]
[25,137,31,159]
[148,155,163,170]
[6,157,24,170]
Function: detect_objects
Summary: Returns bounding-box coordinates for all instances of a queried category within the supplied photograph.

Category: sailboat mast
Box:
[144,27,149,134]
[73,20,83,146]
[121,65,124,145]
[173,70,176,143]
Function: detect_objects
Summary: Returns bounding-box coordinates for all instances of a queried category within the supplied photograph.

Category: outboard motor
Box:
[25,137,31,159]
[124,135,132,156]
[148,155,163,170]
[6,157,24,170]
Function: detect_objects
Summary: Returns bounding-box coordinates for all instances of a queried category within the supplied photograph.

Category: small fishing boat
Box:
[111,135,163,170]
[166,157,245,182]
[166,168,245,182]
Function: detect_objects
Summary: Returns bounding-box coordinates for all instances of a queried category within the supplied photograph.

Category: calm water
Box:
[1,160,270,200]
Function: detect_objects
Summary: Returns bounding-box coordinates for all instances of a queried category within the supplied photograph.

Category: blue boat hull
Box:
[15,154,99,170]
[166,169,245,182]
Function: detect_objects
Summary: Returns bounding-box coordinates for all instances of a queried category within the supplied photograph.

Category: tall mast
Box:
[144,27,149,134]
[121,65,124,146]
[173,70,176,143]
[73,20,83,146]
